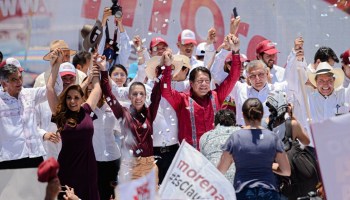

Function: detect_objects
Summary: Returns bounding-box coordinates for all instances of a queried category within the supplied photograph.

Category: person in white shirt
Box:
[285,38,349,145]
[98,7,131,69]
[0,64,46,168]
[177,29,204,69]
[256,40,285,83]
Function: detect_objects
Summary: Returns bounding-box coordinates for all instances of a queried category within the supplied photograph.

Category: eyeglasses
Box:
[195,79,210,84]
[131,92,145,98]
[248,73,266,80]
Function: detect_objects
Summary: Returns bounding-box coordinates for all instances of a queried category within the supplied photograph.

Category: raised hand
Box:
[43,132,61,143]
[294,37,304,61]
[133,35,143,51]
[50,48,64,67]
[230,16,241,35]
[206,27,216,44]
[94,54,107,71]
[228,34,240,52]
[102,7,112,26]
[162,49,173,67]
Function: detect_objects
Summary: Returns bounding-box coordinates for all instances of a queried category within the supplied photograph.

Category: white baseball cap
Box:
[178,29,197,45]
[6,57,24,72]
[195,42,206,56]
[59,62,76,77]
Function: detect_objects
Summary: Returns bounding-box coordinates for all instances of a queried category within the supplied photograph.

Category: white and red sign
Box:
[118,168,157,200]
[311,113,350,200]
[159,141,236,200]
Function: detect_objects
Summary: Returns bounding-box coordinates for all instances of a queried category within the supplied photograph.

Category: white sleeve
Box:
[203,43,216,68]
[98,26,107,55]
[111,81,130,101]
[115,30,131,67]
[34,86,47,104]
[210,49,231,84]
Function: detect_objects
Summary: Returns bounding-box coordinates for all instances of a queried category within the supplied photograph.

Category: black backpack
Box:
[279,119,321,200]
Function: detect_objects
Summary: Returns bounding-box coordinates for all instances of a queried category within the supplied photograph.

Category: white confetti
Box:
[165,19,169,23]
[321,13,328,17]
[166,107,170,110]
[162,24,167,28]
[326,33,330,37]
[154,11,159,15]
[315,44,320,48]
[163,0,167,3]
[90,112,94,117]
[163,83,167,88]
[142,38,147,43]
[159,131,162,135]
[155,17,158,22]
[142,123,147,129]
[148,32,153,35]
[161,66,165,70]
[127,14,130,19]
[106,97,111,102]
[166,128,170,132]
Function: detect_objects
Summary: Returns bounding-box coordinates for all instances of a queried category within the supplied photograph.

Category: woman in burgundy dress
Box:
[46,49,102,200]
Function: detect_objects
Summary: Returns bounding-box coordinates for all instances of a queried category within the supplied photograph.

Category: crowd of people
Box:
[0,6,349,200]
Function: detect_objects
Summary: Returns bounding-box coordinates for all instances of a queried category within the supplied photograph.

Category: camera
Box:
[111,0,123,18]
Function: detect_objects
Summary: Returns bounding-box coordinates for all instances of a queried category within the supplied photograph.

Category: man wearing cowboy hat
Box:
[33,40,86,88]
[285,38,350,146]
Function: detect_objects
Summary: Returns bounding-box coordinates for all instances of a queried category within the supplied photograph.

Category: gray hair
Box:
[0,64,19,82]
[245,60,267,75]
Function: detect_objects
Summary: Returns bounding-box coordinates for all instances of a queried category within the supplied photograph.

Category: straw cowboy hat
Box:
[145,55,191,80]
[43,40,77,61]
[81,20,103,51]
[307,62,345,89]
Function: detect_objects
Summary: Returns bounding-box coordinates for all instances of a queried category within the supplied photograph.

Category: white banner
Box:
[118,168,157,200]
[0,168,46,200]
[311,113,350,200]
[159,141,236,200]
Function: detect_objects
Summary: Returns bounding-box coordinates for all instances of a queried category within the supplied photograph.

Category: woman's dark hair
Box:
[242,98,264,121]
[128,81,146,95]
[314,46,339,64]
[53,85,85,132]
[72,51,92,68]
[214,109,236,126]
[189,66,211,82]
[108,64,128,87]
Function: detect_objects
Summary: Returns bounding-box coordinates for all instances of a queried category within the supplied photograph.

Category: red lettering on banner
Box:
[180,0,224,48]
[0,0,49,21]
[81,0,101,19]
[119,0,137,27]
[148,0,172,35]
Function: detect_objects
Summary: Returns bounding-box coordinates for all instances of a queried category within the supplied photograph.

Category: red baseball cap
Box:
[256,40,279,55]
[37,157,60,183]
[340,49,350,65]
[178,29,197,45]
[149,37,168,50]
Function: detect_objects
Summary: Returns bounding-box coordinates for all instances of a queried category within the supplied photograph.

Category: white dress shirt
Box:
[0,87,47,162]
[270,64,285,83]
[230,81,286,126]
[93,103,121,162]
[36,101,61,160]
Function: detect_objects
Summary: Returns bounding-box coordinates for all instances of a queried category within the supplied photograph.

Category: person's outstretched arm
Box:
[84,65,101,111]
[46,49,63,114]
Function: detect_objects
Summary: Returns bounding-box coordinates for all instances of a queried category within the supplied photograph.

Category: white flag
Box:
[311,113,350,200]
[159,141,236,200]
[118,168,157,200]
[0,168,46,200]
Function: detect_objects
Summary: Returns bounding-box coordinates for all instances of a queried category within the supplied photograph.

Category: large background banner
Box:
[312,113,350,200]
[1,0,350,86]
